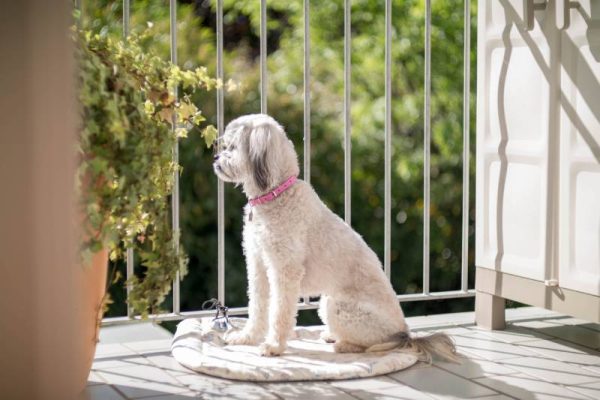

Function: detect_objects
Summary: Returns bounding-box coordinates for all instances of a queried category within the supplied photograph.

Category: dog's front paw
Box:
[320,330,336,343]
[224,329,261,346]
[259,341,285,357]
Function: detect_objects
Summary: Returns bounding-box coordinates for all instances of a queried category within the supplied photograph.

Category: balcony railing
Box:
[102,0,475,326]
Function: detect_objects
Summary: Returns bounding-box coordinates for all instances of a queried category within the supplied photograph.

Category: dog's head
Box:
[212,114,299,196]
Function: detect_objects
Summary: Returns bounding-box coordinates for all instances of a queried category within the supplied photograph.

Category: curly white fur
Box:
[213,114,457,361]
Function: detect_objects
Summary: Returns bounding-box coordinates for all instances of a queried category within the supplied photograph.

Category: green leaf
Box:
[191,111,206,125]
[144,100,155,115]
[175,127,188,138]
[177,101,197,121]
[201,125,218,148]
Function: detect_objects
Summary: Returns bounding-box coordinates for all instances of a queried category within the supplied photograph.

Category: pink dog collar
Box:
[248,175,298,207]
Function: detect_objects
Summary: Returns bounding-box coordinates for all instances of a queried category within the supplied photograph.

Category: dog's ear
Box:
[248,124,271,191]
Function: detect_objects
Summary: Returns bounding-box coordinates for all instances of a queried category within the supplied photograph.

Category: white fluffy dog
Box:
[213,114,457,360]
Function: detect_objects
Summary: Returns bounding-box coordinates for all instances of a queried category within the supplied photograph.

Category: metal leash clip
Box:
[201,298,235,332]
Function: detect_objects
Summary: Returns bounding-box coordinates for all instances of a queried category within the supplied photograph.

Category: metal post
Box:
[122,0,130,38]
[344,0,351,225]
[303,0,311,184]
[260,0,267,113]
[423,0,431,295]
[75,0,83,27]
[302,0,312,306]
[384,0,392,279]
[170,0,181,314]
[461,0,471,292]
[217,0,225,304]
[123,0,135,319]
[126,250,134,317]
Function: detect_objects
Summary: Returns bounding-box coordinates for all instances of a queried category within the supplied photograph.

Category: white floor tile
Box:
[350,382,436,400]
[96,364,189,399]
[435,351,519,379]
[534,325,600,350]
[100,322,173,344]
[176,373,279,400]
[137,392,199,399]
[88,370,105,386]
[83,384,126,400]
[580,323,600,333]
[565,381,600,400]
[329,376,404,392]
[545,317,595,326]
[470,324,553,344]
[390,365,497,399]
[406,311,476,329]
[123,339,174,354]
[416,326,476,336]
[474,373,591,400]
[505,307,561,320]
[516,339,600,366]
[92,355,151,371]
[95,343,139,358]
[580,364,600,376]
[330,374,435,399]
[512,320,563,330]
[451,332,537,361]
[498,355,600,385]
[144,352,195,376]
[259,382,357,399]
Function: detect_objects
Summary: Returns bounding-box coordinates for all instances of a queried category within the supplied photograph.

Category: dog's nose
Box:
[213,154,220,161]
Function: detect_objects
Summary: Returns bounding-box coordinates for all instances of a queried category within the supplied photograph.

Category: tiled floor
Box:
[87,307,600,399]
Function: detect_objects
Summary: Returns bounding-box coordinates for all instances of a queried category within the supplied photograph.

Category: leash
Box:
[202,298,236,332]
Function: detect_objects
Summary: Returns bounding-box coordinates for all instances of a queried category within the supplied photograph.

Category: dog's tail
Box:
[366,331,460,363]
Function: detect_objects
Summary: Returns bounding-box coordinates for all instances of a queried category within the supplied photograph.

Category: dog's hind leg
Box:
[334,341,366,353]
[326,297,400,353]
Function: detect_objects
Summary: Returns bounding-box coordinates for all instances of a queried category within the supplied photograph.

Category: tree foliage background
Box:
[85,0,478,323]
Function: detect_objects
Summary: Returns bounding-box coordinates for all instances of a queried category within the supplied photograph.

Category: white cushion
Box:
[171,318,418,381]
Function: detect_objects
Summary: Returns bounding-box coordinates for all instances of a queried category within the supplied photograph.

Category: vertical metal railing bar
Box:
[123,0,135,319]
[422,0,431,295]
[302,0,311,306]
[216,0,226,304]
[344,0,351,225]
[260,0,268,114]
[461,0,471,292]
[75,0,83,27]
[170,0,181,314]
[303,0,311,184]
[384,0,392,279]
[121,0,135,311]
[122,0,130,37]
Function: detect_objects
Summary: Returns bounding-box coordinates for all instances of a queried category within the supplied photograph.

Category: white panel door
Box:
[476,0,560,281]
[558,0,600,296]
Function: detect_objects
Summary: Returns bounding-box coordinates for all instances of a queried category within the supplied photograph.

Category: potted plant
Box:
[75,26,219,383]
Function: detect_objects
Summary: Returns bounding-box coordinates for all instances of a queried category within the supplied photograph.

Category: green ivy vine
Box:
[76,27,220,318]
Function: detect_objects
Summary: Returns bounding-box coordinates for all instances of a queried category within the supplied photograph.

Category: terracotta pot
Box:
[78,248,109,388]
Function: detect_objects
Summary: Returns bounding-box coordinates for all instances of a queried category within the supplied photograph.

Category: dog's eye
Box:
[228,144,236,151]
